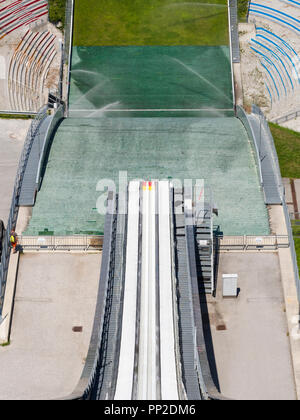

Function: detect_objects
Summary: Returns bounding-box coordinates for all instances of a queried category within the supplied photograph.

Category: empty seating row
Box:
[250,26,300,100]
[8,29,57,111]
[0,0,48,40]
[247,1,300,111]
[250,42,288,102]
[280,0,300,7]
[264,80,273,105]
[249,2,300,33]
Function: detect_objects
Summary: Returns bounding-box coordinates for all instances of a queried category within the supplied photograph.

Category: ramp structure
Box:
[77,181,223,400]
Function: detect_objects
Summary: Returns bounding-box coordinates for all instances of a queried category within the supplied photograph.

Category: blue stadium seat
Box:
[251,38,294,90]
[249,2,300,33]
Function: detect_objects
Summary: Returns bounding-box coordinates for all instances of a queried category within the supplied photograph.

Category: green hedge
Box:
[238,0,249,21]
[48,0,66,29]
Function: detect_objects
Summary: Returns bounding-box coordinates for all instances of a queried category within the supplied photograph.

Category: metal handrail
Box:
[290,212,300,221]
[252,104,284,200]
[283,201,300,300]
[184,187,227,400]
[18,234,103,251]
[63,0,74,114]
[219,235,289,250]
[35,104,65,189]
[64,191,117,400]
[246,0,251,22]
[271,109,300,125]
[236,105,264,187]
[0,106,48,314]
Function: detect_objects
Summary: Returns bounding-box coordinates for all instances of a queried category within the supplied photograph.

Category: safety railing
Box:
[250,106,300,301]
[65,191,117,400]
[290,212,300,221]
[271,109,300,125]
[236,105,264,187]
[18,235,103,251]
[229,0,241,63]
[252,104,284,200]
[35,103,65,190]
[63,0,74,113]
[228,0,238,109]
[0,106,49,314]
[246,1,251,22]
[283,202,300,300]
[219,235,290,250]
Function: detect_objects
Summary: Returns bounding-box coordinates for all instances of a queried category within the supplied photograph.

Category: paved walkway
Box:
[0,252,101,400]
[207,251,296,400]
[0,119,31,226]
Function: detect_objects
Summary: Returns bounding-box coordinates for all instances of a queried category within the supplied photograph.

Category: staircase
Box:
[173,188,202,400]
[173,186,218,399]
[195,203,214,294]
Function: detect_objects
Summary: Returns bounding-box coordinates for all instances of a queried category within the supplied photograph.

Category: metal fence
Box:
[35,104,65,190]
[19,235,103,251]
[252,104,285,200]
[229,0,241,63]
[219,235,289,250]
[0,106,49,315]
[283,202,300,300]
[252,105,284,199]
[272,109,300,125]
[246,0,251,22]
[63,0,74,113]
[65,191,117,400]
[290,212,300,220]
[236,105,264,187]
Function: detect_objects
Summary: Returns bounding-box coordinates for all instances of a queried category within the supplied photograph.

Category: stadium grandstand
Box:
[247,0,300,122]
[0,0,48,40]
[0,0,61,112]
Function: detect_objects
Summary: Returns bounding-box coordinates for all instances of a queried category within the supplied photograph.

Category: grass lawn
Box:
[269,123,300,179]
[294,238,300,276]
[48,0,66,29]
[73,0,229,46]
[0,114,33,119]
[270,122,300,275]
[292,221,300,236]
